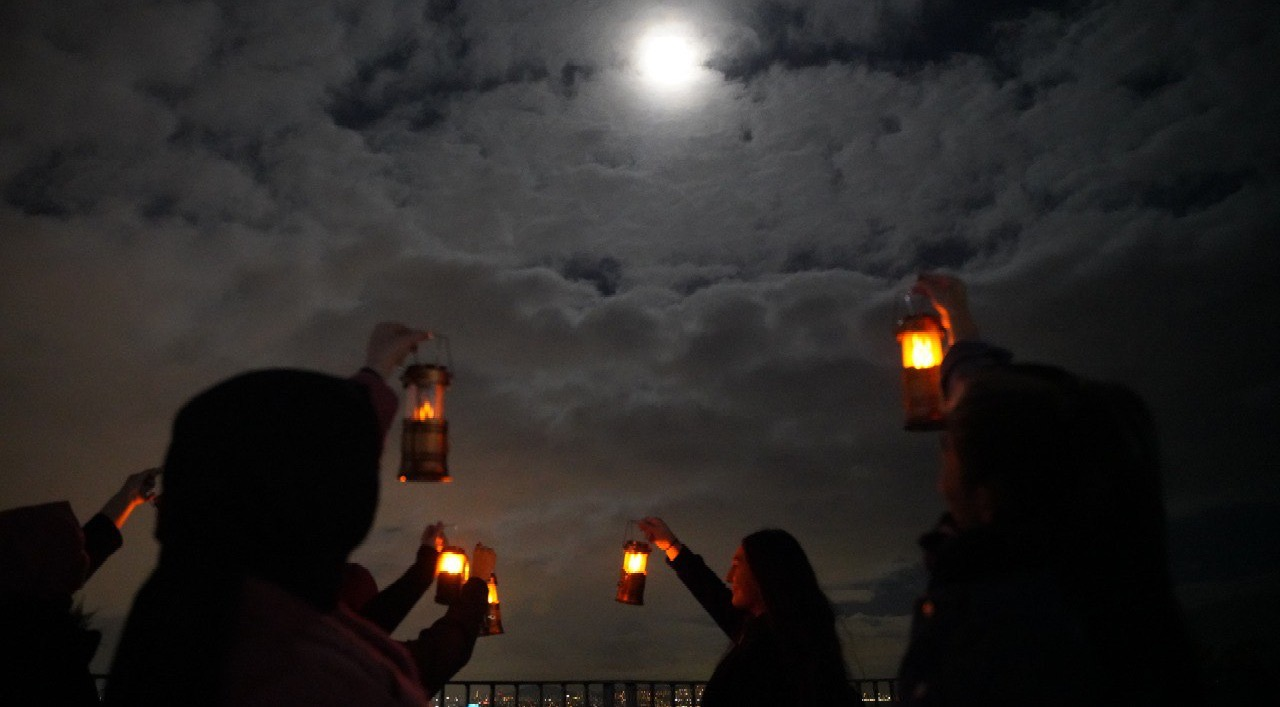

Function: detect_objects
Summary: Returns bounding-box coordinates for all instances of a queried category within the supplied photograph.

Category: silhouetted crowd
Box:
[0,277,1203,706]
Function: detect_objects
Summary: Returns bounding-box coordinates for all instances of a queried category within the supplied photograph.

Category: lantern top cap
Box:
[623,539,651,552]
[401,363,451,386]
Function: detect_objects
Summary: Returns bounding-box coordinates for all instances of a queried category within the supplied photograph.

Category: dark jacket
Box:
[898,516,1098,706]
[669,548,859,707]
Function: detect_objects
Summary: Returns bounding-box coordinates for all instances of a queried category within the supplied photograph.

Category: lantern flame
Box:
[487,576,500,604]
[414,399,437,421]
[624,550,648,575]
[903,332,943,369]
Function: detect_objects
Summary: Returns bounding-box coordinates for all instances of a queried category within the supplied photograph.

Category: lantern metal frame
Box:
[434,544,469,605]
[399,335,454,483]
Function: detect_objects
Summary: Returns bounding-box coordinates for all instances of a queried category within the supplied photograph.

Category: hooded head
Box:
[0,501,88,600]
[157,369,381,609]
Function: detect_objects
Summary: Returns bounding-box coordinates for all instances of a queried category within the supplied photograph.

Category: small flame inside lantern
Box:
[414,399,436,420]
[903,331,944,369]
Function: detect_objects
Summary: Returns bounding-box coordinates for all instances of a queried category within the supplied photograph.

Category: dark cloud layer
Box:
[2,0,1277,684]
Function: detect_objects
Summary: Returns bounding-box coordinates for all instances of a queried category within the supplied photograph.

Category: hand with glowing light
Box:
[471,543,497,581]
[638,517,682,561]
[365,322,433,379]
[99,468,161,530]
[914,273,978,344]
[421,521,447,552]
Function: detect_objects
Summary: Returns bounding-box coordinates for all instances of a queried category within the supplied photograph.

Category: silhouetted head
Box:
[941,364,1085,530]
[738,528,852,700]
[739,529,836,628]
[157,369,381,609]
[0,502,88,600]
[944,364,1167,556]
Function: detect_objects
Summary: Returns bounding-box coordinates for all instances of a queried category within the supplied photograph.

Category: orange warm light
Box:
[481,573,505,636]
[413,399,436,421]
[901,331,944,370]
[438,550,468,578]
[435,545,469,605]
[623,547,649,575]
[615,540,650,606]
[896,308,948,431]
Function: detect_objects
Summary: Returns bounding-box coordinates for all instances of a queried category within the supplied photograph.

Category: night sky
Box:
[2,0,1277,684]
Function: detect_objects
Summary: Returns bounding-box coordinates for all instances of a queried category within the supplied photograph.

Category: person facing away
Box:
[339,522,492,699]
[0,470,156,706]
[897,273,1202,706]
[105,323,435,707]
[638,517,861,707]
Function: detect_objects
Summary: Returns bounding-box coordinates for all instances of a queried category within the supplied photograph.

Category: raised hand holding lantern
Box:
[896,291,949,431]
[400,336,452,482]
[615,523,651,606]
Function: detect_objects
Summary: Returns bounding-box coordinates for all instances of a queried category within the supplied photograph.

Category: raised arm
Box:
[914,273,1012,399]
[85,468,159,577]
[638,516,744,639]
[358,522,445,633]
[351,321,433,438]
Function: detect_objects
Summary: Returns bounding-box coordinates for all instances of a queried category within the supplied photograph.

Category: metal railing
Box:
[429,679,900,705]
[93,676,900,704]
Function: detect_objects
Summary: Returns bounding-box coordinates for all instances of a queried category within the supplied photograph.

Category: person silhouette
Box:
[898,274,1202,706]
[638,517,861,707]
[0,470,157,705]
[105,323,436,706]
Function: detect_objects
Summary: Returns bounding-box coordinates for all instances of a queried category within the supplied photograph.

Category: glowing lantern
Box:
[480,573,505,636]
[400,360,452,483]
[896,294,948,431]
[615,540,651,606]
[435,545,469,605]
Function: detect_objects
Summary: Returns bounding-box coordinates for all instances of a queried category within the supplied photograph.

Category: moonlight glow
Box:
[636,26,702,88]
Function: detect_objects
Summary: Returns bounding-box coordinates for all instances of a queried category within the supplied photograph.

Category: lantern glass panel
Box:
[438,549,468,578]
[435,546,469,605]
[896,310,948,431]
[615,540,650,605]
[624,549,648,574]
[901,330,944,369]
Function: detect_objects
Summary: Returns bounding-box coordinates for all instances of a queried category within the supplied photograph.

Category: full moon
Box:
[636,26,702,88]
